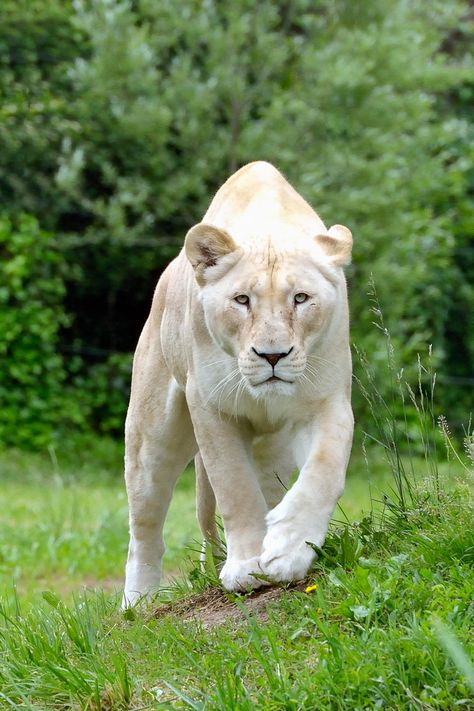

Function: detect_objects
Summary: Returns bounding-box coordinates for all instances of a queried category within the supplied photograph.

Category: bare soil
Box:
[151,581,309,628]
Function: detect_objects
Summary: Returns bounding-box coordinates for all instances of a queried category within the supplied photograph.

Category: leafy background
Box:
[1,0,473,448]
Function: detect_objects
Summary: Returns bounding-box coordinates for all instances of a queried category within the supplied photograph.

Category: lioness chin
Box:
[123,161,354,606]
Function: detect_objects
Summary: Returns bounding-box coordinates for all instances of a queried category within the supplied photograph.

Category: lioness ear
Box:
[314,224,353,267]
[185,223,238,285]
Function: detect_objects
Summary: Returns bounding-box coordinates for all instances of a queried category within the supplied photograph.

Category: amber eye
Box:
[235,294,250,306]
[294,293,309,304]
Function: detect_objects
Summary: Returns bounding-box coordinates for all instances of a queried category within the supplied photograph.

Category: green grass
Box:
[0,460,472,709]
[0,429,472,709]
[0,437,200,600]
[0,436,411,602]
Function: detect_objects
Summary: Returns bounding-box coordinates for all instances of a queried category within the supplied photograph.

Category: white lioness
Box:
[123,161,353,605]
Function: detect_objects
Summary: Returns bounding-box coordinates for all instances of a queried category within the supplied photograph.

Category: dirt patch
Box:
[151,581,309,628]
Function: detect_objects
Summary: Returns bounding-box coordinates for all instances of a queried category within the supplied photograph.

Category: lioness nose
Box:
[252,347,293,367]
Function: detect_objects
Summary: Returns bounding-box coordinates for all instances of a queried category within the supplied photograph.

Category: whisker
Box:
[305,362,339,390]
[299,372,319,393]
[304,363,320,379]
[220,374,243,410]
[234,378,247,412]
[204,368,240,407]
[201,356,237,370]
[232,378,244,408]
[215,369,245,414]
[307,354,342,372]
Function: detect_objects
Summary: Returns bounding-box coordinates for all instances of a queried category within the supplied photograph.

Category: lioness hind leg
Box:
[195,452,223,570]
[123,377,197,608]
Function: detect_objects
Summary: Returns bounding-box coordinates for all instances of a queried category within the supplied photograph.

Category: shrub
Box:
[71,352,132,437]
[0,215,74,447]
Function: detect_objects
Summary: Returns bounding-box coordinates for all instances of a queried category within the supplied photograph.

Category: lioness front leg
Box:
[187,383,268,591]
[260,396,354,582]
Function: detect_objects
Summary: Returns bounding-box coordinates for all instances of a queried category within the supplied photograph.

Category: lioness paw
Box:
[219,556,267,592]
[122,561,161,609]
[259,501,323,582]
[259,539,315,582]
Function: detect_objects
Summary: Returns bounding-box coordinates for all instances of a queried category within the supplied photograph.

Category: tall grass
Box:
[353,279,469,524]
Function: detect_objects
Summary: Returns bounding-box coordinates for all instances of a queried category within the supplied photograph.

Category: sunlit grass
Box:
[0,462,471,710]
[0,424,472,709]
[0,436,424,604]
[0,439,199,602]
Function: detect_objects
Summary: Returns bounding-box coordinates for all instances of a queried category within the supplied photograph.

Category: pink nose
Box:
[252,347,293,367]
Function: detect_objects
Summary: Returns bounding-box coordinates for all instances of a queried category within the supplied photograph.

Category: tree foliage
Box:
[0,0,84,225]
[0,0,472,446]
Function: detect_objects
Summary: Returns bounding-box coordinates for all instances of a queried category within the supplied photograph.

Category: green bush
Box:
[0,215,77,447]
[0,212,132,447]
[71,352,132,437]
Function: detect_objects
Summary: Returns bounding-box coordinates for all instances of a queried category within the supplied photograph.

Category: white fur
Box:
[122,162,354,606]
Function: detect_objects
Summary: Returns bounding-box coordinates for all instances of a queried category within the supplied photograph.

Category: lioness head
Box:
[185,222,352,397]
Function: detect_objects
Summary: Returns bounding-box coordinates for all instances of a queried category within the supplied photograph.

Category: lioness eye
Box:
[294,293,309,304]
[235,294,250,305]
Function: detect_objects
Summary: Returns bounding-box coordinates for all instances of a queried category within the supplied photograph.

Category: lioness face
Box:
[199,248,340,397]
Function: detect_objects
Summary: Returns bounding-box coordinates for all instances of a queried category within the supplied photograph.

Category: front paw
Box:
[219,556,267,592]
[259,538,315,582]
[259,504,323,582]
